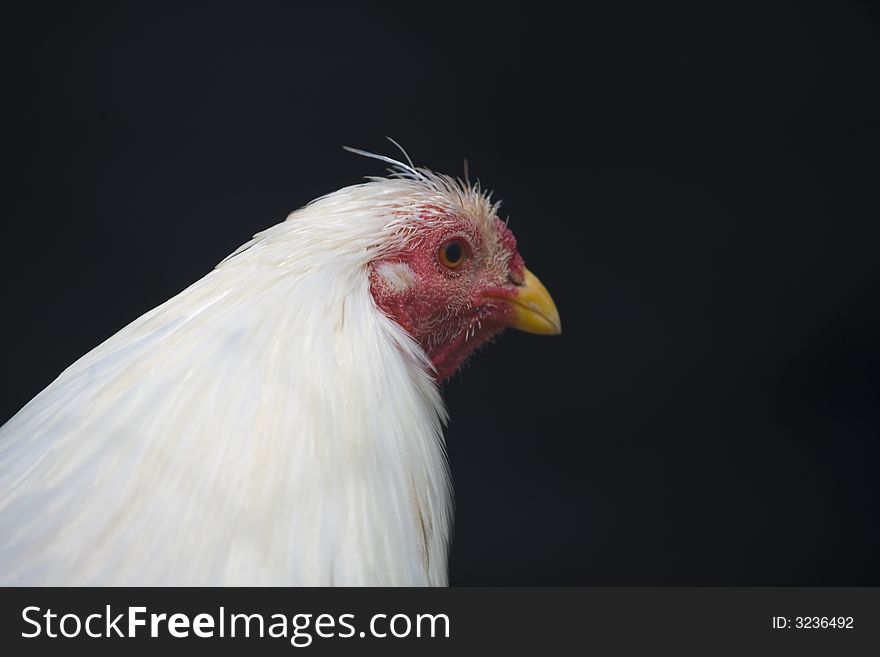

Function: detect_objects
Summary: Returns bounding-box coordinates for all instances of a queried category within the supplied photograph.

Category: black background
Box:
[1,1,878,585]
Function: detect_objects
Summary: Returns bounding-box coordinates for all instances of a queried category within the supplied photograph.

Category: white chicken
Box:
[0,148,560,585]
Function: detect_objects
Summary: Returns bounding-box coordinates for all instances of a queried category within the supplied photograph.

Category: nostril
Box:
[508,268,525,286]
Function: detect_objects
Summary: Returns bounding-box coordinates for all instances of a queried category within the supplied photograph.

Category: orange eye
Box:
[439,239,467,269]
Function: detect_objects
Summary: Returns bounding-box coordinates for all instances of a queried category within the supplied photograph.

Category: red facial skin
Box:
[370,212,526,380]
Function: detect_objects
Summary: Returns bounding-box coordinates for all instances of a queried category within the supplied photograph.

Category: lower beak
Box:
[501,268,562,335]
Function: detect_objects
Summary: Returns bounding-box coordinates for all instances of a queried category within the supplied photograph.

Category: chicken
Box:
[0,148,560,585]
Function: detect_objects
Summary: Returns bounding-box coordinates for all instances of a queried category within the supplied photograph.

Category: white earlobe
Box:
[376,261,417,293]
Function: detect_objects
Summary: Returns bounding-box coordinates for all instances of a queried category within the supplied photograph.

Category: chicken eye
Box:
[439,239,467,269]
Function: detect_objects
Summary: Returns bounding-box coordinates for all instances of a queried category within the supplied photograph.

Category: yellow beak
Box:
[502,268,562,335]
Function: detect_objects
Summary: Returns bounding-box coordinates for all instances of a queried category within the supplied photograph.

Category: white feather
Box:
[0,173,499,585]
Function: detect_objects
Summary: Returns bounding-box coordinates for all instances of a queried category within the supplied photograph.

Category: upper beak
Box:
[501,267,562,335]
